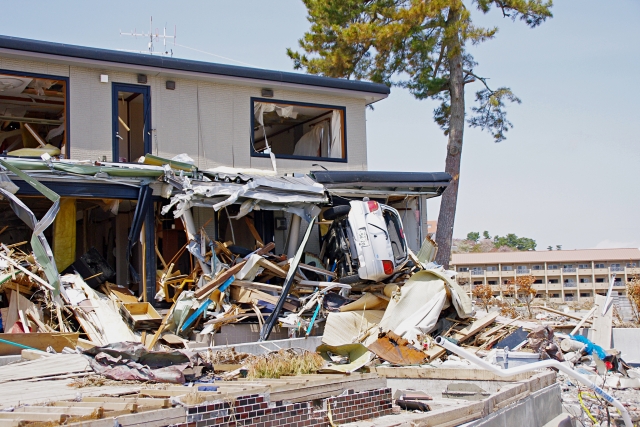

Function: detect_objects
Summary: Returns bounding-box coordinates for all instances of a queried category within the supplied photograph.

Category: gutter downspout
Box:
[435,336,632,427]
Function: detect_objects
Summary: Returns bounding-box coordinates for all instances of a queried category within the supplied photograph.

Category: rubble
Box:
[0,155,637,426]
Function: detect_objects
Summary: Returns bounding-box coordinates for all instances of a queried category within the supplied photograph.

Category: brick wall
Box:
[173,387,392,427]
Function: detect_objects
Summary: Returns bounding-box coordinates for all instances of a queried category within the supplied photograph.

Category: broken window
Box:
[0,71,67,157]
[580,292,591,297]
[549,279,559,284]
[595,278,605,283]
[251,99,346,161]
[551,293,560,298]
[488,280,497,285]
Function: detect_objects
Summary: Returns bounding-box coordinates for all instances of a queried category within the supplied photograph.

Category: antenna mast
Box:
[120,16,176,56]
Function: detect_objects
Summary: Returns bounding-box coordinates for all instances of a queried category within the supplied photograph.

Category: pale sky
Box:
[3,0,639,251]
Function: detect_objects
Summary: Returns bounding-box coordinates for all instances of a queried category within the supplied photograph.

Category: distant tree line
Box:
[454,231,537,253]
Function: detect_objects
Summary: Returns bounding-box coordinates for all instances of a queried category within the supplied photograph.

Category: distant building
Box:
[451,248,640,303]
[426,220,437,236]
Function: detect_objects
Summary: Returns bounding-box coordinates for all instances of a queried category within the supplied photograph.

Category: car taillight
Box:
[367,200,379,212]
[382,260,394,275]
[399,228,405,239]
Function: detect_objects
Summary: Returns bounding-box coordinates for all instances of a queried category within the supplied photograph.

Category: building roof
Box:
[451,248,640,265]
[0,35,390,98]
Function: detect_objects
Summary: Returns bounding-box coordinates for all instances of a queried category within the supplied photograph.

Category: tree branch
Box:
[463,69,492,92]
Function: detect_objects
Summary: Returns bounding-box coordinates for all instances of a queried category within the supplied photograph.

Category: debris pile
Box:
[0,155,638,426]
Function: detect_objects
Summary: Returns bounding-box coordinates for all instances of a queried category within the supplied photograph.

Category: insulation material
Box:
[71,274,138,343]
[339,293,388,312]
[379,271,450,345]
[429,267,474,318]
[316,343,372,373]
[322,310,385,347]
[53,198,76,272]
[8,144,61,157]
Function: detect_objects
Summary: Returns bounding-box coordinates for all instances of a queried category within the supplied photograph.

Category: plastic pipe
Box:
[435,336,632,427]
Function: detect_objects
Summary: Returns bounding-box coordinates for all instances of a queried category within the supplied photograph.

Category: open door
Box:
[112,83,151,162]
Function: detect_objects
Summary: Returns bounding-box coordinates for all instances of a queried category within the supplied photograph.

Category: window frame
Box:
[250,97,348,163]
[0,68,70,158]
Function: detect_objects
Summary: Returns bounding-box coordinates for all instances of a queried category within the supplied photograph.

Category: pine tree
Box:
[288,0,552,267]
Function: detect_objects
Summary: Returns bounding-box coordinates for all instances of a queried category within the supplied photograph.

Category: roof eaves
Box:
[0,35,391,96]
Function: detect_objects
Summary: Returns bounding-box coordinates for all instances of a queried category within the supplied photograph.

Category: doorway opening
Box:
[112,83,151,162]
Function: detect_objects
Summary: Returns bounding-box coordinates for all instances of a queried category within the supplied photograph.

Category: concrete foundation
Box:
[461,383,565,427]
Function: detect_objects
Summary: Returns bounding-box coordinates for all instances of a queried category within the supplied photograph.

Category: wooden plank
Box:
[51,401,137,412]
[67,407,185,427]
[255,242,275,256]
[536,306,593,324]
[0,354,90,384]
[256,258,288,279]
[195,261,246,299]
[82,397,171,408]
[244,217,264,247]
[408,400,484,427]
[233,280,283,292]
[298,263,336,279]
[372,366,533,382]
[0,333,79,356]
[592,294,613,349]
[230,286,297,312]
[13,406,100,416]
[0,254,53,290]
[0,412,65,422]
[425,312,499,361]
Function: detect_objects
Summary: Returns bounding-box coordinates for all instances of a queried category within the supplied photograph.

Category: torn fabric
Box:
[83,342,197,383]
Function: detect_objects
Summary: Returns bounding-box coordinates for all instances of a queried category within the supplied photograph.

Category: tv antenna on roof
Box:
[120,16,176,56]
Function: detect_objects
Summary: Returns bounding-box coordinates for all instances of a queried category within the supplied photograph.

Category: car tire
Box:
[324,205,351,220]
[339,273,362,284]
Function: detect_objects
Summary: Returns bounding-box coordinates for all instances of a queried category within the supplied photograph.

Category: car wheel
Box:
[323,205,351,220]
[339,273,362,284]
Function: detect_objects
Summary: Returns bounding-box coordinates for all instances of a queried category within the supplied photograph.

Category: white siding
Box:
[1,57,369,173]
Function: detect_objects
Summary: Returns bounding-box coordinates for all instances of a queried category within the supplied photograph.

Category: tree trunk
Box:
[435,9,464,269]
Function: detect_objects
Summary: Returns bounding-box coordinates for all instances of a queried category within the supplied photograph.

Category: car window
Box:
[383,209,406,262]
